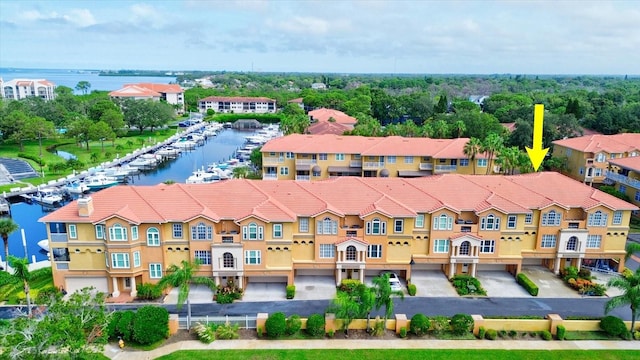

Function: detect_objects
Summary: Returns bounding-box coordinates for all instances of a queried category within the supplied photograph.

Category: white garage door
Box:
[296,269,334,276]
[247,276,287,283]
[478,264,508,271]
[65,277,109,295]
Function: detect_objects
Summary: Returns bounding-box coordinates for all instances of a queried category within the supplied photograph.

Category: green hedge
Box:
[450,275,486,296]
[516,273,539,296]
[556,325,566,340]
[305,313,325,337]
[407,283,417,296]
[132,306,169,345]
[286,285,295,299]
[17,152,46,166]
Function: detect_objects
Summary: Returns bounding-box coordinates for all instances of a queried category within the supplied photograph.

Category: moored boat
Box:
[63,180,90,195]
[83,174,119,190]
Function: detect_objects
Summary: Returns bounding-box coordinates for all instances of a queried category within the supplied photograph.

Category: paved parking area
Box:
[164,284,214,305]
[476,271,530,297]
[591,271,624,297]
[242,282,287,302]
[294,276,336,300]
[409,270,459,297]
[520,266,580,298]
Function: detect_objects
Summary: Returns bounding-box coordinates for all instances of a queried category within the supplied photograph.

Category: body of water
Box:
[0,68,176,93]
[4,128,255,264]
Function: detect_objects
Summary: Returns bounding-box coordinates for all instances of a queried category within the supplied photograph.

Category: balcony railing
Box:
[296,159,317,166]
[419,163,433,170]
[339,226,364,238]
[50,233,68,242]
[263,173,277,180]
[363,162,385,169]
[605,171,640,189]
[295,175,310,181]
[216,257,239,270]
[263,157,281,165]
[350,160,362,168]
[435,165,457,172]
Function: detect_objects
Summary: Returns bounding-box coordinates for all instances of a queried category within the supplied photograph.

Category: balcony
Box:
[363,162,385,170]
[454,222,478,233]
[296,159,317,166]
[263,173,277,180]
[419,163,433,170]
[605,171,640,190]
[434,165,457,173]
[216,257,240,270]
[295,175,310,181]
[50,233,68,243]
[339,226,364,238]
[562,219,586,229]
[586,158,594,166]
[350,160,362,168]
[263,157,281,165]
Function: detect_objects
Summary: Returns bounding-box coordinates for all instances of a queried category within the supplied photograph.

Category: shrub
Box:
[0,271,17,287]
[399,327,407,338]
[498,330,507,338]
[35,286,62,305]
[327,329,334,338]
[450,313,474,335]
[257,326,263,338]
[541,330,552,340]
[286,285,296,299]
[133,306,169,345]
[478,326,486,339]
[216,321,240,340]
[508,330,518,338]
[371,316,386,337]
[338,279,361,293]
[516,273,539,296]
[407,284,417,296]
[285,314,302,336]
[193,322,215,343]
[136,283,163,300]
[485,329,497,340]
[578,268,592,279]
[107,311,122,340]
[600,315,628,337]
[556,325,566,340]
[409,313,431,337]
[116,310,135,342]
[305,313,325,337]
[634,331,640,340]
[430,316,450,335]
[215,279,243,304]
[450,275,486,296]
[265,312,287,338]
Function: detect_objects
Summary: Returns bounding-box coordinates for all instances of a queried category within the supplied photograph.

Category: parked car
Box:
[380,271,403,291]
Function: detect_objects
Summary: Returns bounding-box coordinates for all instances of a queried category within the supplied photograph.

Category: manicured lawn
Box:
[157,350,638,360]
[0,267,54,304]
[564,331,619,340]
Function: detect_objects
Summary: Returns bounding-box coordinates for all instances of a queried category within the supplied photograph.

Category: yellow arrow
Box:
[525,104,549,171]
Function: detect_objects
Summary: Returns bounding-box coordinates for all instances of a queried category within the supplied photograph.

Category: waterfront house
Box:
[197,96,276,114]
[606,156,640,217]
[39,172,636,298]
[0,78,56,101]
[109,83,185,112]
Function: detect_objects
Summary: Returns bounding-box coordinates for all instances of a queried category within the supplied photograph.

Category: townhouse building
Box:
[109,83,185,111]
[261,134,492,180]
[197,96,276,114]
[0,78,56,100]
[39,173,636,298]
[606,156,640,216]
[552,133,640,185]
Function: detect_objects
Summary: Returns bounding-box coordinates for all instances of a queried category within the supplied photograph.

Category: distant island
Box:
[99,70,180,77]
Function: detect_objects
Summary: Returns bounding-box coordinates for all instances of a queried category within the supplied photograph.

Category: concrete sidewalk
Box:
[104,338,640,359]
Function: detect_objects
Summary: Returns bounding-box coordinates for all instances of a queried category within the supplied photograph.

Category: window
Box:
[317,217,337,235]
[286,152,294,159]
[367,244,382,258]
[619,185,627,194]
[525,213,533,225]
[566,149,572,156]
[404,156,414,164]
[173,224,183,238]
[245,250,261,265]
[566,236,578,251]
[319,244,335,258]
[345,245,357,261]
[95,224,105,239]
[131,226,138,240]
[507,215,517,229]
[587,211,608,227]
[223,252,235,268]
[147,227,160,246]
[273,223,283,238]
[477,159,488,167]
[541,235,557,248]
[194,250,212,265]
[460,159,469,167]
[579,167,584,175]
[636,191,640,202]
[192,222,213,240]
[542,210,561,226]
[149,263,162,278]
[299,217,309,232]
[433,214,453,230]
[335,153,345,161]
[243,222,264,240]
[433,239,450,253]
[612,211,623,225]
[480,240,495,253]
[586,235,602,248]
[610,153,617,159]
[594,168,602,176]
[394,219,404,233]
[111,253,130,268]
[459,241,470,255]
[366,218,387,235]
[319,153,328,160]
[133,251,141,267]
[595,153,605,162]
[415,214,424,228]
[280,167,289,175]
[387,156,396,163]
[68,224,77,239]
[480,214,500,230]
[109,224,127,241]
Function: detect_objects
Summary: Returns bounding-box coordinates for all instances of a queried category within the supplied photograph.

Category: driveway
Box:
[294,276,336,300]
[164,284,214,305]
[520,266,580,298]
[242,282,286,302]
[409,270,459,297]
[476,271,530,297]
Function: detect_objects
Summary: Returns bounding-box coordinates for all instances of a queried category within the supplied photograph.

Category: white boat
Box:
[155,146,182,159]
[185,168,218,184]
[37,239,49,252]
[172,139,197,150]
[128,154,161,169]
[83,174,119,190]
[63,180,90,194]
[31,187,64,206]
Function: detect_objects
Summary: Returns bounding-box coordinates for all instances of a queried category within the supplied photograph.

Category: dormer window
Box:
[109,223,127,241]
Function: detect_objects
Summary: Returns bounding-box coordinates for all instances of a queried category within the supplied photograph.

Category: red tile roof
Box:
[609,156,640,172]
[125,83,183,94]
[199,96,275,103]
[306,121,352,135]
[109,85,161,97]
[308,108,357,125]
[40,173,638,225]
[552,134,640,154]
[287,98,304,103]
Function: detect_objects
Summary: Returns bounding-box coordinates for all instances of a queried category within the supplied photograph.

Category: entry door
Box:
[347,269,354,279]
[462,263,469,274]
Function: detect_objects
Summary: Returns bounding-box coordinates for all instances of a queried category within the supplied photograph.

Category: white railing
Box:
[295,159,317,166]
[179,315,257,330]
[435,165,457,172]
[350,160,362,167]
[605,171,640,189]
[419,163,433,170]
[295,175,310,181]
[262,173,277,180]
[363,162,385,169]
[263,157,281,165]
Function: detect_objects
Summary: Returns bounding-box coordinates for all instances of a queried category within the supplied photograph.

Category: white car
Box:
[381,271,403,292]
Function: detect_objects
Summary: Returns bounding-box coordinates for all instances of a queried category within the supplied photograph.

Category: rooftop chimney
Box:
[78,196,94,217]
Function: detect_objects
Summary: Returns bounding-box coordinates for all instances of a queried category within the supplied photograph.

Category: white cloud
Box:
[20,8,96,27]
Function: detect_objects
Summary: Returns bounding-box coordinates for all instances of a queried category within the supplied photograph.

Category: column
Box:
[130,276,137,297]
[336,268,342,285]
[553,256,561,274]
[448,262,455,278]
[112,277,120,297]
[359,268,364,283]
[471,263,477,277]
[237,276,243,289]
[575,257,582,269]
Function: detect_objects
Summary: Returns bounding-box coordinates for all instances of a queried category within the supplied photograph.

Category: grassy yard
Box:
[563,331,619,340]
[157,349,638,360]
[0,267,54,304]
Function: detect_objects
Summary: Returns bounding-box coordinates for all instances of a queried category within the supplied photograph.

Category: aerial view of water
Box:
[3,128,256,264]
[0,68,176,93]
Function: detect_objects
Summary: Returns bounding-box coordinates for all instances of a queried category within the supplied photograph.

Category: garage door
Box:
[296,269,334,276]
[411,264,442,271]
[478,264,508,271]
[65,277,109,295]
[247,276,287,283]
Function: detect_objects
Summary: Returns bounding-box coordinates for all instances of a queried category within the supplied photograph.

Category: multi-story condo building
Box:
[552,134,640,185]
[606,156,640,217]
[261,134,493,180]
[198,96,276,114]
[109,83,185,111]
[0,78,56,100]
[40,173,636,297]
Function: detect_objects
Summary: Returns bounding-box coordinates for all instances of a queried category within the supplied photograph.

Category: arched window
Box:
[459,241,471,256]
[481,214,500,230]
[223,252,234,268]
[433,214,452,230]
[588,210,608,227]
[595,153,605,162]
[542,210,561,226]
[566,236,578,251]
[191,222,213,240]
[366,218,387,235]
[346,245,357,261]
[242,222,264,240]
[147,227,160,246]
[317,217,337,235]
[109,223,127,241]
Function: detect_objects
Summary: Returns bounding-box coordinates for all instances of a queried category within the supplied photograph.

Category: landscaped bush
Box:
[407,284,417,296]
[498,330,507,338]
[516,273,539,296]
[399,327,407,338]
[409,313,430,336]
[450,313,474,335]
[508,330,518,338]
[116,310,135,342]
[338,279,361,293]
[136,283,163,300]
[18,152,45,166]
[107,311,123,340]
[305,313,325,337]
[541,330,552,340]
[556,325,566,340]
[0,271,17,287]
[430,316,450,335]
[371,316,386,337]
[561,266,606,296]
[265,312,287,338]
[634,331,640,340]
[132,306,169,345]
[216,321,240,340]
[215,279,243,304]
[477,326,486,339]
[327,329,334,338]
[485,329,497,340]
[193,322,215,343]
[450,275,486,296]
[286,285,296,299]
[600,315,628,337]
[34,286,62,304]
[285,314,302,336]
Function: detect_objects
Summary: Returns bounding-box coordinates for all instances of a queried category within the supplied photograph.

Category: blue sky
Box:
[0,0,638,74]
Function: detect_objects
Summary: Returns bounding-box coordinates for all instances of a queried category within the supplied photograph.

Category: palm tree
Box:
[157,260,215,309]
[482,133,504,175]
[371,273,404,324]
[0,218,19,271]
[9,256,33,316]
[463,137,482,175]
[605,267,640,333]
[232,166,250,179]
[625,242,640,261]
[451,120,466,138]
